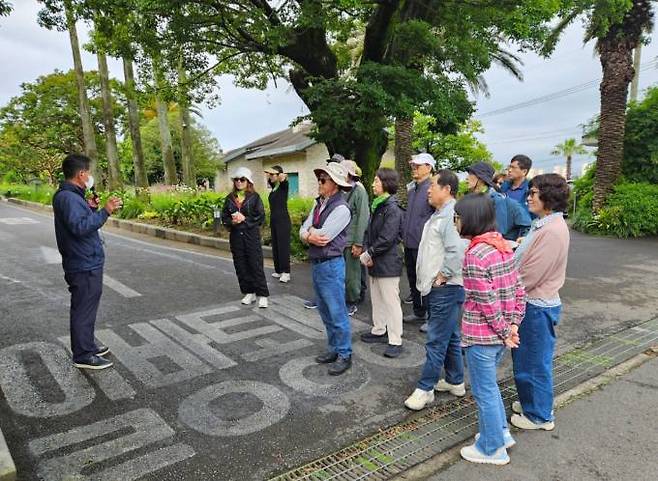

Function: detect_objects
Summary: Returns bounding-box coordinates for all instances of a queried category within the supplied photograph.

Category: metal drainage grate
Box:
[270,317,658,481]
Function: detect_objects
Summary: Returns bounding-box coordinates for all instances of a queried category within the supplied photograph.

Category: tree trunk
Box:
[97,50,122,190]
[394,116,413,207]
[177,66,195,186]
[154,68,177,185]
[122,57,149,190]
[593,41,634,211]
[64,0,98,178]
[566,154,572,181]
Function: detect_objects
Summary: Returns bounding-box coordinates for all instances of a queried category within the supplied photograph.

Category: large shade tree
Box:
[124,0,563,185]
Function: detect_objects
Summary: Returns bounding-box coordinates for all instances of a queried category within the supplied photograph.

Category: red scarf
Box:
[468,231,512,254]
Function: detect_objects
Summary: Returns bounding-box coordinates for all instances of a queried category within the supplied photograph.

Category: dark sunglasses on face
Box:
[233,177,248,183]
[317,176,329,184]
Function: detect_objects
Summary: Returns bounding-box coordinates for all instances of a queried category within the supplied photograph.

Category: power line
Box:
[485,125,584,145]
[476,59,658,118]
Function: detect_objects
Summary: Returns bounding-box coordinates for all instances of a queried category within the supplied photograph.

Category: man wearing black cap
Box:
[467,161,531,241]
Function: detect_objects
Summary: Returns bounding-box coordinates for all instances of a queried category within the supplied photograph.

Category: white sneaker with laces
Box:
[434,379,466,397]
[241,293,256,305]
[271,272,281,278]
[279,273,291,283]
[258,296,269,308]
[512,401,523,414]
[460,444,510,465]
[511,413,555,431]
[404,388,434,411]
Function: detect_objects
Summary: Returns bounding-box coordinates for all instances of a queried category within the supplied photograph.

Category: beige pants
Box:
[369,276,403,345]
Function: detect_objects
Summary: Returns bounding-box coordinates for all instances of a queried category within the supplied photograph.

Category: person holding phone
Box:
[221,167,269,308]
[52,154,122,370]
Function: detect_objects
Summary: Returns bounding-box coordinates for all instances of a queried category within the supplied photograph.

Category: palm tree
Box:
[544,1,655,210]
[551,138,587,181]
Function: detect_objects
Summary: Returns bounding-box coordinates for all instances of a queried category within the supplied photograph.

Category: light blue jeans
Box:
[312,257,352,358]
[466,344,508,455]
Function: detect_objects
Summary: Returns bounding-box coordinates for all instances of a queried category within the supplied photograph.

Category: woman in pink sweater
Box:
[511,174,570,432]
[455,194,526,466]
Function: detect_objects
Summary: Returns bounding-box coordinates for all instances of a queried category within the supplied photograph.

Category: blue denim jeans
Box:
[312,257,352,358]
[512,303,561,423]
[466,344,508,455]
[417,285,465,391]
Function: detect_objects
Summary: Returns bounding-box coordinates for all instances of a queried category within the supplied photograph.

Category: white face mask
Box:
[85,175,95,190]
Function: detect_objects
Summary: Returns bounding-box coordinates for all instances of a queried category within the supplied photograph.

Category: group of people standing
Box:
[221,151,570,466]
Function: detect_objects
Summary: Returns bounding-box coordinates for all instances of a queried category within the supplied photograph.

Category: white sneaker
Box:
[404,388,434,411]
[434,379,466,397]
[258,296,268,308]
[271,272,281,278]
[475,430,516,449]
[460,444,510,465]
[279,273,291,283]
[512,401,523,414]
[241,293,256,305]
[510,413,555,431]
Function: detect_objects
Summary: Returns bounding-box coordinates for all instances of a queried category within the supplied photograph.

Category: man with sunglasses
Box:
[300,162,353,375]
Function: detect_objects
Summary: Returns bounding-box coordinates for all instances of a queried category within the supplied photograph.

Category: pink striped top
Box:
[461,239,526,347]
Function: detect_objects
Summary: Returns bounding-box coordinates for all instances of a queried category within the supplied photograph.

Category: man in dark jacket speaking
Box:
[53,154,122,370]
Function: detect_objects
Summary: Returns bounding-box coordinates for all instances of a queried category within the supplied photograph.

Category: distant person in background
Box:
[265,165,291,283]
[493,173,507,190]
[511,174,570,432]
[341,160,370,317]
[221,167,269,308]
[455,193,526,466]
[53,153,123,370]
[401,153,436,331]
[466,161,531,241]
[501,154,533,215]
[359,168,404,358]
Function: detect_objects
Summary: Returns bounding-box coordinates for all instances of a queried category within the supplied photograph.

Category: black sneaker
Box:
[303,299,318,309]
[403,294,413,304]
[96,343,110,357]
[73,355,113,370]
[360,332,388,344]
[328,356,352,376]
[347,304,358,317]
[315,352,339,364]
[384,344,403,358]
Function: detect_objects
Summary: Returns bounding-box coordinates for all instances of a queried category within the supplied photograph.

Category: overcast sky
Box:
[1,1,656,175]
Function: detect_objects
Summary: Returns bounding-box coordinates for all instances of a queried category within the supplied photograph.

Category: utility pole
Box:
[630,43,642,102]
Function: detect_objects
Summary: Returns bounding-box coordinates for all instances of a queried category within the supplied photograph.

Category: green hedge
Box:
[572,169,658,237]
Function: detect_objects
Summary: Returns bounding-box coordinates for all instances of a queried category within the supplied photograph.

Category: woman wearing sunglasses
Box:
[221,167,269,308]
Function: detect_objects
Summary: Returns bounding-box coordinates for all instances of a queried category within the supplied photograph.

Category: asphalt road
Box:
[0,200,656,481]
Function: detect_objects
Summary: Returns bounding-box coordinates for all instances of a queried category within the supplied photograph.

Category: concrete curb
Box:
[0,426,16,481]
[2,197,274,258]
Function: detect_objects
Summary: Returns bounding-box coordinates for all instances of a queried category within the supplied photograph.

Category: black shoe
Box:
[304,299,318,309]
[328,356,352,376]
[96,343,110,357]
[384,344,403,358]
[403,294,414,304]
[315,352,339,364]
[403,313,426,323]
[347,304,358,317]
[360,332,388,344]
[73,355,113,370]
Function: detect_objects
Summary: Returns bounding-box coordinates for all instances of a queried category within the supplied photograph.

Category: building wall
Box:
[215,158,265,193]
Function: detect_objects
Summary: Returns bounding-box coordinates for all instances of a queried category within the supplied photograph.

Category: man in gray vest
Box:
[300,162,353,375]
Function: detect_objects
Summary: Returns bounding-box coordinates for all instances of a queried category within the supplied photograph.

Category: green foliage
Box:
[623,86,658,183]
[573,165,658,237]
[0,69,125,183]
[0,182,56,204]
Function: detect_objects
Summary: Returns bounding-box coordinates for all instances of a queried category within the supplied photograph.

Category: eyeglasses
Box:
[529,188,540,197]
[317,176,329,185]
[233,177,248,183]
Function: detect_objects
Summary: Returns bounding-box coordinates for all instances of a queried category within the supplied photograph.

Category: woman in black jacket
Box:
[221,167,269,308]
[264,165,291,283]
[359,168,405,358]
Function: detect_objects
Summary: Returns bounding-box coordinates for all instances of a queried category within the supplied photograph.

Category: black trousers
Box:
[270,218,291,274]
[64,268,103,362]
[230,228,269,297]
[404,247,427,317]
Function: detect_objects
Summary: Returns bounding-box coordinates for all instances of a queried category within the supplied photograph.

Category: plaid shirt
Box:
[461,242,526,347]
